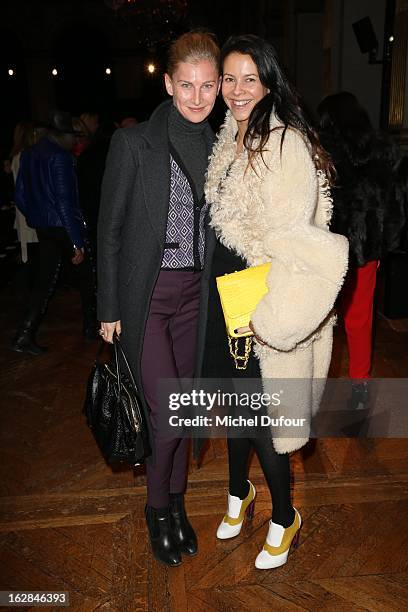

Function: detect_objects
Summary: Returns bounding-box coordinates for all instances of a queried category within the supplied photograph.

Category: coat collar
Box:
[142,99,171,149]
[220,109,285,142]
[205,109,288,204]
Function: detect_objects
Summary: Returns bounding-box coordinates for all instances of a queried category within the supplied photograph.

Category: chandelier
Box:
[104,0,189,45]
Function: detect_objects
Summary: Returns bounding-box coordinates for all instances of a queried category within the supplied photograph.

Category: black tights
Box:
[228,436,295,528]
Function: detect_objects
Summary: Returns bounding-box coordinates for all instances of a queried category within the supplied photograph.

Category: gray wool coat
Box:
[97,100,215,463]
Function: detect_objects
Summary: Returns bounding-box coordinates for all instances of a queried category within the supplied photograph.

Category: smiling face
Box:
[164,59,220,123]
[222,52,269,126]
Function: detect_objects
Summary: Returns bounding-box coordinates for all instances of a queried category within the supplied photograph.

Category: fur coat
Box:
[320,131,404,266]
[205,111,349,453]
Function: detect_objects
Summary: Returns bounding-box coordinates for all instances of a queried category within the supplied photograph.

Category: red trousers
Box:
[339,260,378,380]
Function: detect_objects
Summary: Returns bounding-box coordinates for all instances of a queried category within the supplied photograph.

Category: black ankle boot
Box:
[169,493,198,556]
[11,314,47,356]
[145,505,182,567]
[349,381,369,410]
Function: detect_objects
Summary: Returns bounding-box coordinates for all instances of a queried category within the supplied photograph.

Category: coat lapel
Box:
[138,101,172,246]
[140,147,170,246]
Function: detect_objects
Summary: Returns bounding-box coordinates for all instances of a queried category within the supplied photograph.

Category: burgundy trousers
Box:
[141,269,201,508]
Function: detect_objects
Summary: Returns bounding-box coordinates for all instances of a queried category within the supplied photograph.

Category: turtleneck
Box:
[168,104,209,200]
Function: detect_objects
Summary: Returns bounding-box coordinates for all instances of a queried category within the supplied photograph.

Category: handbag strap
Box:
[94,335,139,393]
[94,338,124,392]
[228,336,253,370]
[112,340,122,392]
[113,333,139,392]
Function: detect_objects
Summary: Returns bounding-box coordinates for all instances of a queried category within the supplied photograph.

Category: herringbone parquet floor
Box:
[1,276,407,611]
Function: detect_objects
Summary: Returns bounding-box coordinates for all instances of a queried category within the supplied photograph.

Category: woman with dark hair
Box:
[98,31,220,567]
[203,35,348,569]
[317,92,404,405]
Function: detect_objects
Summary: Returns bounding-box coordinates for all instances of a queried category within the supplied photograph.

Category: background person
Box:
[10,121,38,265]
[71,116,90,156]
[12,110,96,354]
[76,120,115,271]
[80,111,99,136]
[317,92,405,407]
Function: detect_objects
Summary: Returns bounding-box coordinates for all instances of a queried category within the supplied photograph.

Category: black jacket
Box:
[320,132,405,267]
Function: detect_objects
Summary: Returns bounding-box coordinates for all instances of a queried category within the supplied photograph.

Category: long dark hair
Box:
[221,34,334,181]
[317,92,380,167]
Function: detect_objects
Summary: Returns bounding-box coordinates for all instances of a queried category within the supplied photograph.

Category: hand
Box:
[235,322,267,345]
[71,247,84,265]
[236,325,251,335]
[249,321,267,346]
[100,320,121,343]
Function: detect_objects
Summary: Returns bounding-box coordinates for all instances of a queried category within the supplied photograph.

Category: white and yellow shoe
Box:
[255,508,301,569]
[216,481,256,540]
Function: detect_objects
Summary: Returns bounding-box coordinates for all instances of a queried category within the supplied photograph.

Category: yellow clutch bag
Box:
[216,263,271,369]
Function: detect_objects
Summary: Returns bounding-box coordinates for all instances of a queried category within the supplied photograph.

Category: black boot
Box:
[169,493,198,556]
[145,505,182,567]
[349,381,369,410]
[11,313,47,356]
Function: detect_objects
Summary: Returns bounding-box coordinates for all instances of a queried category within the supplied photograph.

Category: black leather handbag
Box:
[84,334,151,466]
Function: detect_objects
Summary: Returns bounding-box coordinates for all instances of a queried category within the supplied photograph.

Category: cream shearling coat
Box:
[205,111,349,454]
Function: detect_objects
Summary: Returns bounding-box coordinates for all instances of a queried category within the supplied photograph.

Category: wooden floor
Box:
[1,275,408,612]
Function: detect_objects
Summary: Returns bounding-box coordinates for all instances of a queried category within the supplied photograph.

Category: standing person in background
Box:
[119,116,138,128]
[72,117,90,157]
[10,121,38,265]
[98,31,220,567]
[12,110,96,355]
[318,92,404,407]
[77,121,115,249]
[80,112,99,137]
[77,121,115,290]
